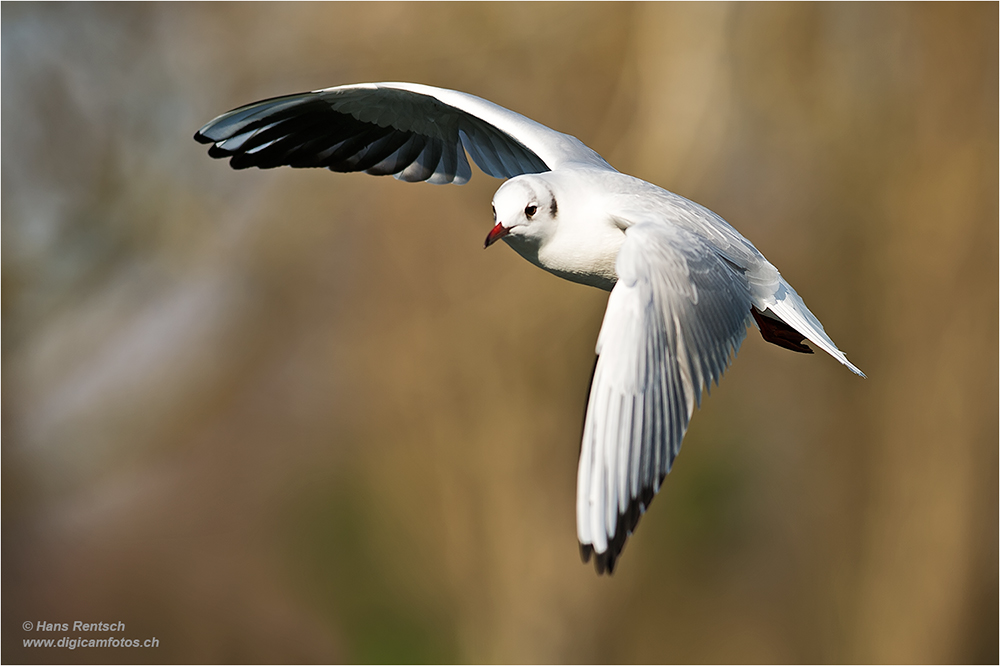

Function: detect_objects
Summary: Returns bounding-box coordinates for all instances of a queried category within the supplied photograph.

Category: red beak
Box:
[484,222,510,249]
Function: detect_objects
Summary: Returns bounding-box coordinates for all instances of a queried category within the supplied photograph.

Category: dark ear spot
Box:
[544,184,558,217]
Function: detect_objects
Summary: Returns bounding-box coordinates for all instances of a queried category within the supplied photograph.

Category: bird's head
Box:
[484,175,559,250]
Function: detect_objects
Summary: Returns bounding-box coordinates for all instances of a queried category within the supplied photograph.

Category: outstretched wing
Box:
[194,82,613,184]
[577,222,753,574]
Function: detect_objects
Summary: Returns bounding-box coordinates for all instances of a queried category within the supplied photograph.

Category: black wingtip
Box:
[206,143,231,159]
[751,308,815,354]
[579,543,618,576]
[595,549,617,575]
[193,131,213,144]
[579,477,661,576]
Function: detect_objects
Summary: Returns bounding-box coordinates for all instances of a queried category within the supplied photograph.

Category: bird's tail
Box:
[763,280,866,377]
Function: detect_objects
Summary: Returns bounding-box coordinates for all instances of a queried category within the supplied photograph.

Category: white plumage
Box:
[196,82,864,574]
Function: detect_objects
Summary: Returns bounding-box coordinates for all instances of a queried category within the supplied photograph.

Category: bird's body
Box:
[196,82,864,574]
[494,169,626,290]
[495,168,766,293]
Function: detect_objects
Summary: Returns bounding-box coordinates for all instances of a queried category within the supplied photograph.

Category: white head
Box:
[484,174,559,250]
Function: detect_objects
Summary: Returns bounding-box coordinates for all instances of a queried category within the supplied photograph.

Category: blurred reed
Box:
[3,3,996,663]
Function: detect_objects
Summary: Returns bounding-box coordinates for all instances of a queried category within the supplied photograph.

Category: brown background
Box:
[3,3,997,663]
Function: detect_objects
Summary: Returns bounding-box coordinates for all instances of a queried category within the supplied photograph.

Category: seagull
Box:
[195,82,865,574]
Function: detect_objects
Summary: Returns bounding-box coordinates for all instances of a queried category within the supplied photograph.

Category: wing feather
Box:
[578,222,754,574]
[195,82,613,184]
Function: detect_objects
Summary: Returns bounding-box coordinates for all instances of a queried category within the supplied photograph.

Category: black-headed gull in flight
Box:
[195,82,865,574]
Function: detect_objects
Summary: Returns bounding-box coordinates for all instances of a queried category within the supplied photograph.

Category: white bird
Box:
[195,82,865,574]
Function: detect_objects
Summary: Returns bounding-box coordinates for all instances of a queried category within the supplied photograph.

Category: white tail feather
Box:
[765,281,866,378]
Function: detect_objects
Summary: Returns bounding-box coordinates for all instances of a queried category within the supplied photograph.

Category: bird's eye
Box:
[525,204,537,218]
[492,205,496,222]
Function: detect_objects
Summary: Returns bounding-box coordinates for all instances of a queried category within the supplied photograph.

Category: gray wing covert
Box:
[577,222,753,574]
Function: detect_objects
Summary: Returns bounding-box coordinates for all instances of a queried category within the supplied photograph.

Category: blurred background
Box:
[2,3,996,663]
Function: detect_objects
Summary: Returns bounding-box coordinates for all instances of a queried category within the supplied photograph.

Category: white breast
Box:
[506,169,627,291]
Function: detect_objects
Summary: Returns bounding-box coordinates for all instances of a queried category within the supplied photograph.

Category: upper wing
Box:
[608,180,865,377]
[577,222,754,574]
[194,82,613,184]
